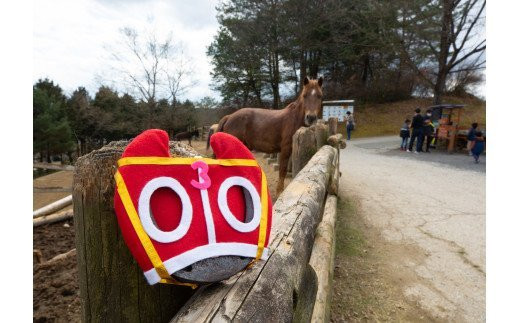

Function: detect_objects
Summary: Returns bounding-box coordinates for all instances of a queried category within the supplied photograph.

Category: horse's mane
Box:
[286,99,302,111]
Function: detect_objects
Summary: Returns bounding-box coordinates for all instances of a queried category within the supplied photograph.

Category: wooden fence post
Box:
[328,117,338,137]
[291,122,329,177]
[292,127,317,177]
[73,141,196,322]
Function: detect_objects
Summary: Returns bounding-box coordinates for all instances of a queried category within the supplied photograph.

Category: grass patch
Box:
[337,96,486,138]
[331,197,384,321]
[336,199,366,258]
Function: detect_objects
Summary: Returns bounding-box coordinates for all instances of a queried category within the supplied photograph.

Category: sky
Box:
[34,0,221,101]
[33,0,485,101]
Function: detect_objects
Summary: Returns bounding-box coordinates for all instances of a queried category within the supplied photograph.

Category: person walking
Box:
[467,123,478,156]
[422,117,435,153]
[408,108,424,153]
[346,111,355,140]
[400,119,411,151]
[471,131,485,163]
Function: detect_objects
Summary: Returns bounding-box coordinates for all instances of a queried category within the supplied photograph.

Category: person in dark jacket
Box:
[345,111,355,140]
[400,119,411,151]
[467,122,478,156]
[424,109,433,121]
[422,117,435,152]
[408,108,424,153]
[471,131,485,163]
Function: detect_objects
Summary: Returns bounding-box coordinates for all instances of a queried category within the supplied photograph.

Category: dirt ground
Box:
[33,170,79,321]
[33,218,80,322]
[332,136,485,322]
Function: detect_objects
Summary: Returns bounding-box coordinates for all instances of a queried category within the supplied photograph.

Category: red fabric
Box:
[114,129,272,274]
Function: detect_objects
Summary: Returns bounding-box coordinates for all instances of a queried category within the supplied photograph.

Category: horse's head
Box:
[300,76,323,126]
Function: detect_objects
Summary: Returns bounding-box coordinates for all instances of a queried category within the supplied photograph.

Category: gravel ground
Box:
[338,136,485,322]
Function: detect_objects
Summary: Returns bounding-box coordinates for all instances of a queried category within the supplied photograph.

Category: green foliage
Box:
[208,0,485,105]
[33,78,220,159]
[33,79,75,159]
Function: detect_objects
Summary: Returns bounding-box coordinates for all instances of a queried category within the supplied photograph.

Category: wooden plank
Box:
[171,145,337,322]
[34,162,74,171]
[33,208,73,227]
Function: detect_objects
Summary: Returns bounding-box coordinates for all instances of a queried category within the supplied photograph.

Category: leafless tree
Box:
[393,0,486,103]
[433,0,486,103]
[164,48,198,107]
[106,25,197,114]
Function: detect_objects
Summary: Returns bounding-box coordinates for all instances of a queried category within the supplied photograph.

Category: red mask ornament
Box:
[113,129,272,286]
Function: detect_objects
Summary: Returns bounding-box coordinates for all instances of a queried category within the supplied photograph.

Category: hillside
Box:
[337,96,486,138]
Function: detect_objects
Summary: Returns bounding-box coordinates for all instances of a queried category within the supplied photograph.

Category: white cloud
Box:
[33,0,221,100]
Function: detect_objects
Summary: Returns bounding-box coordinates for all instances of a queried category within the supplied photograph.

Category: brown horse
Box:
[216,76,323,194]
[206,123,219,151]
[173,129,199,146]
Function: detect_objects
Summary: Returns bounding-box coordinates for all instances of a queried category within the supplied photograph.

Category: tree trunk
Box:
[434,0,454,105]
[273,51,281,109]
[309,50,322,79]
[433,72,447,105]
[300,49,307,90]
[292,58,299,96]
[73,141,195,322]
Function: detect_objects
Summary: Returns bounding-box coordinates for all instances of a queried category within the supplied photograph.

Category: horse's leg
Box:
[276,148,291,195]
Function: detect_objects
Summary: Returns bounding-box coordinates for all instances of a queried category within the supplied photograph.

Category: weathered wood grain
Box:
[327,134,346,149]
[171,145,337,323]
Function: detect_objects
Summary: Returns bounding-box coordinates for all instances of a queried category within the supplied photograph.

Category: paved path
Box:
[338,136,485,322]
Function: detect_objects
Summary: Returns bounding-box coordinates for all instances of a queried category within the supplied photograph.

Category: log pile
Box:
[33,195,72,218]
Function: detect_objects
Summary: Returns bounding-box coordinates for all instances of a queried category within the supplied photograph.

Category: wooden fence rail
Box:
[171,145,338,322]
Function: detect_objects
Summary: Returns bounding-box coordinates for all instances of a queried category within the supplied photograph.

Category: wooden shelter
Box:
[429,104,465,153]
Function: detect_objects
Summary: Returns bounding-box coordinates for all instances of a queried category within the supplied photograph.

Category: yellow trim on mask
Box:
[255,170,269,260]
[115,156,270,282]
[115,171,197,288]
[118,157,258,168]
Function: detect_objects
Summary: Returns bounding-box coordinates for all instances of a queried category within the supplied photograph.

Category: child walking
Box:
[400,119,411,151]
[471,131,485,163]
